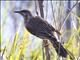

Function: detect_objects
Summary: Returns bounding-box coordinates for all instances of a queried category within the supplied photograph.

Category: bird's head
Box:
[14,10,32,20]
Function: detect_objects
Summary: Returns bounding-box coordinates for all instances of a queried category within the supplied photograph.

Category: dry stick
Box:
[60,1,79,32]
[35,1,38,16]
[2,46,6,60]
[51,1,61,60]
[43,40,50,60]
[38,1,44,18]
[51,1,56,27]
[70,3,80,60]
[38,1,45,60]
[45,0,48,19]
[59,1,79,60]
[38,0,50,60]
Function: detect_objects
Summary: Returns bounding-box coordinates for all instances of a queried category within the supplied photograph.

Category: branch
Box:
[38,0,44,18]
[60,1,79,32]
[38,0,50,60]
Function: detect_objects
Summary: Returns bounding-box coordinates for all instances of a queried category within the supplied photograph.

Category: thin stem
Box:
[38,0,50,60]
[60,1,79,32]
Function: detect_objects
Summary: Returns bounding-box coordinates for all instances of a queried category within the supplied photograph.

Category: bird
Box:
[14,10,67,57]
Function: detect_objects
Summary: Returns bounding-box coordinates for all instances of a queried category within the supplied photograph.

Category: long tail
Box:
[48,37,67,57]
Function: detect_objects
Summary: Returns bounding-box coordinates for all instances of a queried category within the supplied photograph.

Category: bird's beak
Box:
[14,11,21,14]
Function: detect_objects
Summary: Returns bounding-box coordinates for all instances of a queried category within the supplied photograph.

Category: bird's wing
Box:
[44,20,61,35]
[28,16,54,39]
[35,16,61,35]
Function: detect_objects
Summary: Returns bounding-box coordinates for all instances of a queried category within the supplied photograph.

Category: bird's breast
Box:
[25,22,37,35]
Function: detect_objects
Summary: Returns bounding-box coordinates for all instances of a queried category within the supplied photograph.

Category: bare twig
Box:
[60,1,79,32]
[43,40,50,60]
[35,1,38,15]
[45,0,48,19]
[38,0,50,60]
[38,1,45,60]
[51,1,56,27]
[38,0,44,18]
[2,46,6,60]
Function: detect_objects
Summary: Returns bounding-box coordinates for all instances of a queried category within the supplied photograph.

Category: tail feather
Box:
[48,37,67,57]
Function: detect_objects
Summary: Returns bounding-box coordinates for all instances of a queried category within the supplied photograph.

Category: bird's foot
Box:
[43,40,49,47]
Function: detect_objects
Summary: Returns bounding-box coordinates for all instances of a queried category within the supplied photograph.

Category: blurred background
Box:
[1,1,80,60]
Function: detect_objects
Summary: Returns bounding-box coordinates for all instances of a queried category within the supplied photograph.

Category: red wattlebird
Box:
[14,10,67,57]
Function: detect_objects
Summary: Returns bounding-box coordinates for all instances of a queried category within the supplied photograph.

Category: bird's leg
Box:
[43,39,49,47]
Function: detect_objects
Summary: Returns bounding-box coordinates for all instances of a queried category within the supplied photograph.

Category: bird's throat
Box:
[24,15,33,25]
